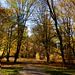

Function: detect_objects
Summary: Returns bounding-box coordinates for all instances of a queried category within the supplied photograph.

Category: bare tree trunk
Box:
[33,43,36,58]
[7,31,9,62]
[46,0,66,64]
[14,25,24,62]
[14,40,21,62]
[46,50,49,63]
[7,28,12,62]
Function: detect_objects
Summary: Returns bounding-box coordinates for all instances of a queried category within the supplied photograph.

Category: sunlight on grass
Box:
[41,66,75,75]
[1,67,23,75]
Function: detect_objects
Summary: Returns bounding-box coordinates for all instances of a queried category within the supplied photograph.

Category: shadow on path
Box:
[17,64,50,75]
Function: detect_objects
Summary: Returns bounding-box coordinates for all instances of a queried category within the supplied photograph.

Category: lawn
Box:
[0,58,37,75]
[0,58,24,75]
[41,65,75,75]
[0,67,23,75]
[1,58,75,75]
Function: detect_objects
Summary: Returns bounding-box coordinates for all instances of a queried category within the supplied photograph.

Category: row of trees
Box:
[30,0,75,63]
[0,0,75,63]
[0,0,36,62]
[46,0,75,63]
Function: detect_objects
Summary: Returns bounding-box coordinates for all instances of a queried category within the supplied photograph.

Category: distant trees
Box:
[31,6,56,62]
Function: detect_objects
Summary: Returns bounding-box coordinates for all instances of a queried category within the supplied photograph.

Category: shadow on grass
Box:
[0,59,75,75]
[42,66,75,75]
[46,71,69,75]
[0,60,47,75]
[1,67,23,75]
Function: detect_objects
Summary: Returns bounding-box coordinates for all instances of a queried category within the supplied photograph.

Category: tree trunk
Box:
[46,0,66,64]
[71,29,75,57]
[7,32,9,62]
[55,19,66,64]
[33,52,36,58]
[14,37,22,62]
[33,44,36,58]
[14,25,24,62]
[60,41,66,63]
[7,27,12,62]
[46,51,49,63]
[7,53,9,62]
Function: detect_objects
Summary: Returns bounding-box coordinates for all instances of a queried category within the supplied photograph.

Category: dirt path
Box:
[17,64,50,75]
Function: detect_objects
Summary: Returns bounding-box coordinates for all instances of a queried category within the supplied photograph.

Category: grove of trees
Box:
[0,0,75,64]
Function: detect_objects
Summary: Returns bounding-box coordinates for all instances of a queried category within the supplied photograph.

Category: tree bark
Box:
[7,27,12,62]
[46,50,49,63]
[7,32,9,62]
[14,25,24,62]
[46,0,66,64]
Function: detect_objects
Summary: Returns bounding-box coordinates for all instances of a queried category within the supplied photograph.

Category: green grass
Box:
[0,67,23,75]
[41,66,75,75]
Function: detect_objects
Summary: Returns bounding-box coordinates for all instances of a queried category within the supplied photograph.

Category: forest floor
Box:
[0,58,75,75]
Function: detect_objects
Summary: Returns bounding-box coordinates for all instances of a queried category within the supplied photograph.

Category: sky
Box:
[0,0,32,36]
[0,0,8,8]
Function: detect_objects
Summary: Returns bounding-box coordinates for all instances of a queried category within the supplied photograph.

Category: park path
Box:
[17,64,50,75]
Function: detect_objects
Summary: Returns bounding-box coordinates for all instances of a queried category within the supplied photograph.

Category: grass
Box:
[41,66,75,75]
[0,67,23,75]
[1,58,75,75]
[0,58,34,75]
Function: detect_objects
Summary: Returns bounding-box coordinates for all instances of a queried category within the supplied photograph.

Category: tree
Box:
[58,0,75,62]
[46,0,66,63]
[32,11,56,62]
[0,6,12,61]
[6,0,36,62]
[46,0,75,63]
